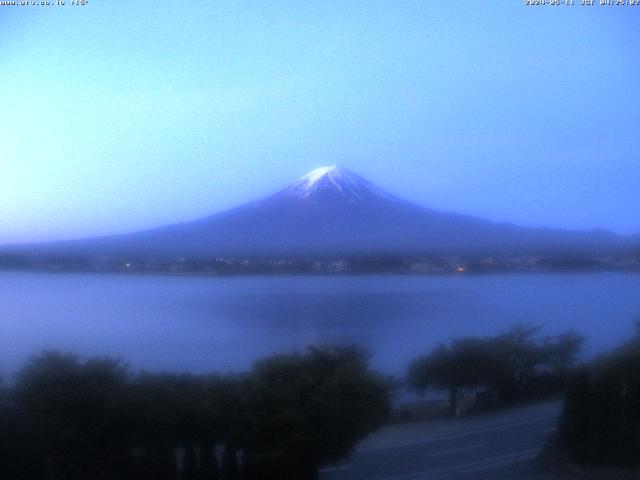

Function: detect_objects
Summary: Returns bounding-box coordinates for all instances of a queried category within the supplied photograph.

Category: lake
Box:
[1,272,639,378]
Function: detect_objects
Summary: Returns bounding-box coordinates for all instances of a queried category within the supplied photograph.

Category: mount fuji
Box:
[6,166,634,258]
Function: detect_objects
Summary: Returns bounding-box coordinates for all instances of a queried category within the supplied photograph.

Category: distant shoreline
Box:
[2,250,639,277]
[1,267,639,279]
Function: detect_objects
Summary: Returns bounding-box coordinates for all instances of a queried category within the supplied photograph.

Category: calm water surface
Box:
[1,272,639,377]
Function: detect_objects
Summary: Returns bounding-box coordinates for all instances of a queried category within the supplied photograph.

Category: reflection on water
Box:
[1,272,639,376]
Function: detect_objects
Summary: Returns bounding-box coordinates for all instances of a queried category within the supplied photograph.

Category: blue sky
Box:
[1,1,639,243]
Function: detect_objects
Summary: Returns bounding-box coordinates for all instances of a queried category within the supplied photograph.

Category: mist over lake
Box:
[1,272,639,378]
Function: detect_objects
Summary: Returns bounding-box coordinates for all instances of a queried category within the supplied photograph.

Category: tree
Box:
[407,338,489,415]
[4,346,390,480]
[221,443,240,480]
[242,346,390,480]
[128,372,183,480]
[485,324,543,403]
[198,439,220,480]
[407,325,585,413]
[14,352,133,480]
[486,325,584,403]
[0,381,45,479]
[559,323,640,468]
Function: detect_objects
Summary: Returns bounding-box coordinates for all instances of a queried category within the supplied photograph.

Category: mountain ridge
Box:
[3,166,638,259]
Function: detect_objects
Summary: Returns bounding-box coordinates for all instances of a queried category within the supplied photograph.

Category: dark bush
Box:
[0,346,390,480]
[559,325,640,468]
[242,346,391,480]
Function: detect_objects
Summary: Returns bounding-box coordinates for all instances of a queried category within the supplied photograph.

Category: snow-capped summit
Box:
[277,166,392,203]
[10,166,629,259]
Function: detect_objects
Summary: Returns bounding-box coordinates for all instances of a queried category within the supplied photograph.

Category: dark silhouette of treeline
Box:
[558,323,640,469]
[3,325,639,477]
[407,324,640,471]
[0,346,390,480]
[406,324,585,416]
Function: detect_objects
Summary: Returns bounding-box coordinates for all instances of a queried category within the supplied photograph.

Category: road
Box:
[321,401,562,480]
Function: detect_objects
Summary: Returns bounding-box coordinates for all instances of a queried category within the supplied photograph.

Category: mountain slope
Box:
[4,166,635,258]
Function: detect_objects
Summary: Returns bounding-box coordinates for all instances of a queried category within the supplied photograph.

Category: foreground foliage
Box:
[559,324,640,469]
[406,324,584,415]
[0,346,390,480]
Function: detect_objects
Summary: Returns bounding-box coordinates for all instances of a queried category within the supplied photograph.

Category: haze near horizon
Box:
[2,2,640,243]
